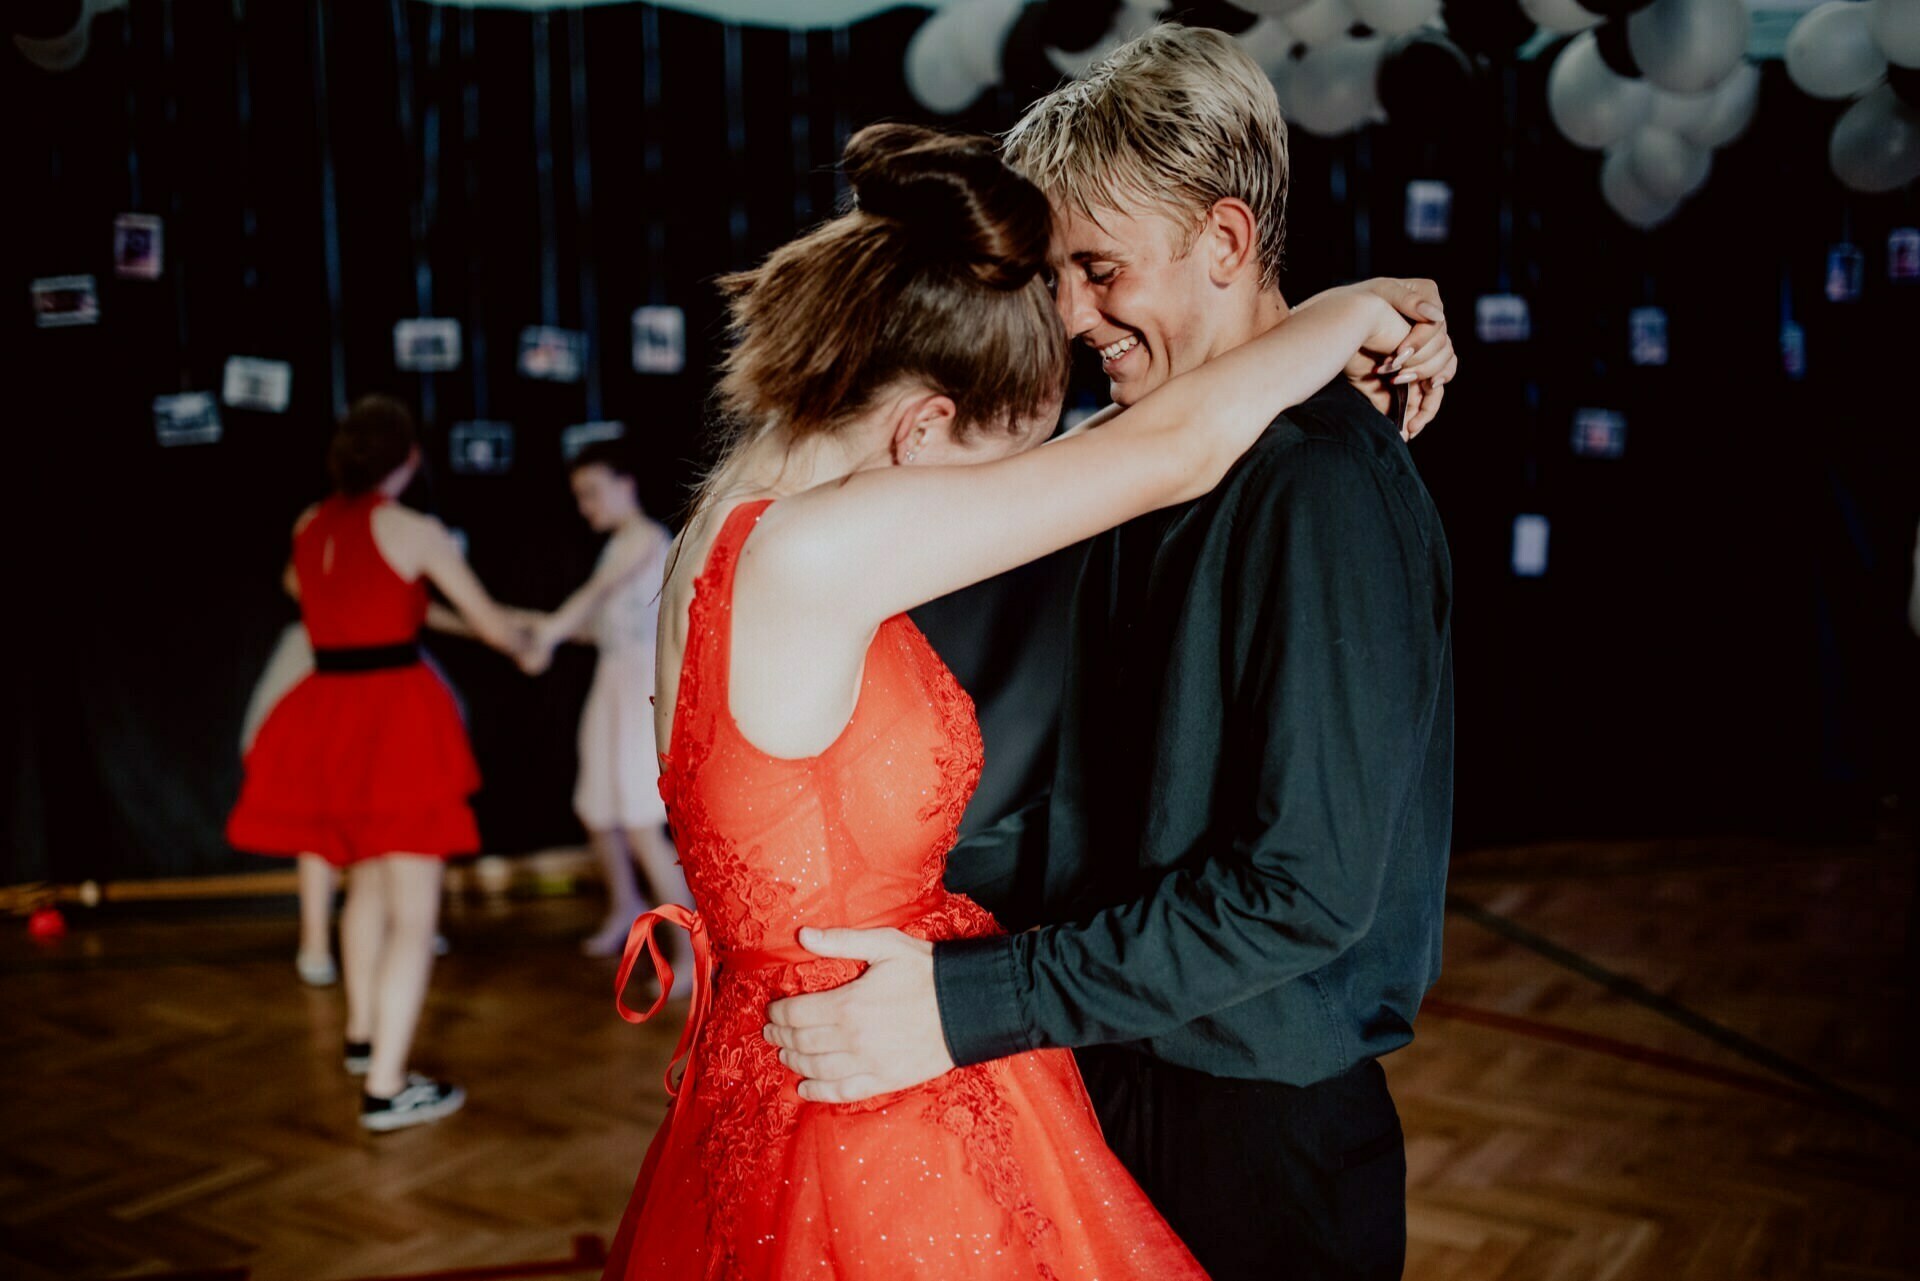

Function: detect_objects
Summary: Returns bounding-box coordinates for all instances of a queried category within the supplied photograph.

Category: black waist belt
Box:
[312,642,422,673]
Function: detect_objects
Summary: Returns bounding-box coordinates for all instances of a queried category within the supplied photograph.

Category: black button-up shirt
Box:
[935,380,1455,1086]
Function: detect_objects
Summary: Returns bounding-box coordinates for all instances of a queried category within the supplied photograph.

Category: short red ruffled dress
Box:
[227,493,481,866]
[602,500,1206,1280]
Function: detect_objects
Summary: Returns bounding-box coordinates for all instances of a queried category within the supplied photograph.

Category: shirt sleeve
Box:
[934,439,1448,1066]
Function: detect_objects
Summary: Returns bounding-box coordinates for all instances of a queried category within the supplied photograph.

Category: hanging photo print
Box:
[1404,180,1452,245]
[154,392,223,447]
[1475,294,1531,344]
[1781,320,1808,381]
[221,357,293,414]
[1628,306,1669,367]
[562,420,625,460]
[520,326,586,383]
[1570,408,1628,459]
[113,214,163,280]
[1889,228,1919,283]
[1511,514,1550,579]
[31,275,100,328]
[1824,244,1864,303]
[449,421,515,475]
[394,318,463,373]
[632,305,687,375]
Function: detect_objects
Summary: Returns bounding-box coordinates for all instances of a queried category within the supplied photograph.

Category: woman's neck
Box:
[721,419,884,502]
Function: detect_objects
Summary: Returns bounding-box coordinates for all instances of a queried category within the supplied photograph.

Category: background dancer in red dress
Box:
[228,395,527,1131]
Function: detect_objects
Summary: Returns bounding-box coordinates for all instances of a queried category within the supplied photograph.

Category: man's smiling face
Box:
[1046,197,1221,408]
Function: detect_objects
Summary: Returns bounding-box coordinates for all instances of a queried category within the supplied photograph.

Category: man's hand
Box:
[763,926,955,1104]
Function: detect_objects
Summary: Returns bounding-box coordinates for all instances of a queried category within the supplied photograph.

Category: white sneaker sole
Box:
[296,954,339,987]
[360,1085,466,1132]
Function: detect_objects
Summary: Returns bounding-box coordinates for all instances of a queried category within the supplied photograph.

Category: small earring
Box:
[903,448,919,464]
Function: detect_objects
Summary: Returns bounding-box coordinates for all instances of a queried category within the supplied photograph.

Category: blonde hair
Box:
[1002,23,1290,291]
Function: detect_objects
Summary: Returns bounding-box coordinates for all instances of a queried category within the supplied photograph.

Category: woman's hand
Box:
[517,615,563,676]
[1337,277,1458,441]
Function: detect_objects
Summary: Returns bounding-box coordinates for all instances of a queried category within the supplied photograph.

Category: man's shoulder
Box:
[1226,381,1407,497]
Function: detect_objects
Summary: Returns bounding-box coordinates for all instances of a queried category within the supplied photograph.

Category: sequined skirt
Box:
[600,897,1208,1280]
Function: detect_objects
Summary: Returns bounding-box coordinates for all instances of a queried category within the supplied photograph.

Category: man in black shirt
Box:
[766,26,1455,1279]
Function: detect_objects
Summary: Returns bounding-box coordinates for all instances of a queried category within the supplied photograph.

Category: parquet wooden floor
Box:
[3,837,1915,1280]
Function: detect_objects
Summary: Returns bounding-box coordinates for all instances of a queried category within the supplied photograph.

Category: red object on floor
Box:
[27,906,66,941]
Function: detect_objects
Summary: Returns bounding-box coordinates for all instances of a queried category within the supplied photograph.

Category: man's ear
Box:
[1202,198,1261,288]
[890,391,958,464]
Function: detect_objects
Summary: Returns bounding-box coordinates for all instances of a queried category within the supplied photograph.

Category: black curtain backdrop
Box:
[5,2,1917,883]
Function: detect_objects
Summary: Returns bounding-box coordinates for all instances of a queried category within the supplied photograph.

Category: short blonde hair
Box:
[1002,24,1290,291]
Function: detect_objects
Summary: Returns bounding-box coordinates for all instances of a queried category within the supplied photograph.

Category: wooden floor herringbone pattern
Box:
[3,838,1916,1280]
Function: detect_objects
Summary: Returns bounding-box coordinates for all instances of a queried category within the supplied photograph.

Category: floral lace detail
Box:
[927,1063,1062,1281]
[901,620,986,899]
[657,517,799,952]
[683,969,802,1281]
[640,500,1066,1276]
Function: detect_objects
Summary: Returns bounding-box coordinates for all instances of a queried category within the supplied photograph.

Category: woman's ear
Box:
[891,392,958,464]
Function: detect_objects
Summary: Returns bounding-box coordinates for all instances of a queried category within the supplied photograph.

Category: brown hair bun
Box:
[843,122,1050,291]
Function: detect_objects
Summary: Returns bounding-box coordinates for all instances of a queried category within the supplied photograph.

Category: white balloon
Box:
[1237,0,1316,16]
[1349,0,1440,38]
[1519,0,1601,35]
[951,0,1024,86]
[1289,36,1386,136]
[1870,0,1920,68]
[1675,59,1759,148]
[1287,0,1355,47]
[1238,18,1301,79]
[13,27,89,73]
[1548,30,1654,150]
[1829,82,1920,192]
[1627,0,1751,95]
[1627,125,1713,200]
[1269,42,1305,119]
[1648,87,1715,134]
[1786,1,1890,100]
[1602,148,1682,229]
[1047,0,1159,78]
[13,0,96,73]
[905,12,987,114]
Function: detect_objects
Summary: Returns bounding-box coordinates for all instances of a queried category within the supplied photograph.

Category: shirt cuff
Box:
[932,934,1032,1068]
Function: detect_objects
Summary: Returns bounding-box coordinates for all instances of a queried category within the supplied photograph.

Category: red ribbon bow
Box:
[615,904,713,1100]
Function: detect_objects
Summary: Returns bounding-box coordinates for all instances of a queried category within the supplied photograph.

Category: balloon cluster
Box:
[905,0,1492,143]
[1783,0,1920,194]
[1542,0,1755,230]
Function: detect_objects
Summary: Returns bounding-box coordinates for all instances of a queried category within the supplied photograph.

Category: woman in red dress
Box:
[228,395,525,1131]
[602,125,1448,1278]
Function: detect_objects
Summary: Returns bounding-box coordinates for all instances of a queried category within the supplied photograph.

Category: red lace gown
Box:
[227,493,481,866]
[603,500,1206,1280]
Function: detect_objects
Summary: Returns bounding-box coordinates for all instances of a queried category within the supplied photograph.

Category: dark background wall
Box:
[5,0,1916,883]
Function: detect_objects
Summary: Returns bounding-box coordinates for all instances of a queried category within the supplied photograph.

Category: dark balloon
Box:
[1594,19,1642,78]
[1002,3,1069,102]
[1890,62,1920,114]
[1164,2,1260,35]
[1038,0,1121,54]
[1440,0,1535,58]
[1377,31,1477,134]
[13,0,84,39]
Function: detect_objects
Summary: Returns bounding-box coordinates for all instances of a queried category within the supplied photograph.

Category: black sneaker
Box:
[343,1040,372,1075]
[360,1074,465,1132]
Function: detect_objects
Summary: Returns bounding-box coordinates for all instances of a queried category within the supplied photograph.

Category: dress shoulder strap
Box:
[676,498,774,731]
